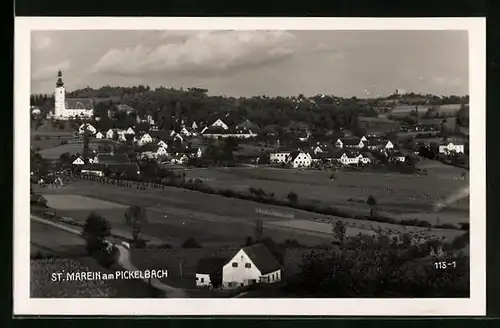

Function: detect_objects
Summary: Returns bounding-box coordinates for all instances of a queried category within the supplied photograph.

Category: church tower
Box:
[54,70,65,117]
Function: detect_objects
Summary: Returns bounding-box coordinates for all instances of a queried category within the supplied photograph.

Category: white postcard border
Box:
[14,17,486,316]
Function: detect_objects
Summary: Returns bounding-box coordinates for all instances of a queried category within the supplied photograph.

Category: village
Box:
[30,71,470,299]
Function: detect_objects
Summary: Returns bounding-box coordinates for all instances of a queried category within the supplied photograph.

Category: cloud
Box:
[32,35,52,51]
[32,59,71,81]
[92,30,298,76]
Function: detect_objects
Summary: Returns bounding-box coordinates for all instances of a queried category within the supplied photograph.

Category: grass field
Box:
[37,141,102,159]
[31,221,87,257]
[31,258,117,298]
[39,169,466,249]
[180,166,469,218]
[41,188,334,247]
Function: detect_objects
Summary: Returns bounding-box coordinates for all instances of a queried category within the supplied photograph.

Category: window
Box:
[232,262,238,267]
[245,263,251,268]
[200,277,204,283]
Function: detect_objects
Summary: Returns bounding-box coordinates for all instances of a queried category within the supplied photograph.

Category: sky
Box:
[31,30,469,98]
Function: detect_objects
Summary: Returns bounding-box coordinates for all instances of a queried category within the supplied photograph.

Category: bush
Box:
[182,237,201,249]
[133,238,147,249]
[434,223,458,230]
[416,220,432,228]
[156,242,172,249]
[94,247,118,268]
[284,239,303,248]
[219,189,236,197]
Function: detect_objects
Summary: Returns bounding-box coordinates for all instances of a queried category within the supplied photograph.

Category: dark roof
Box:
[183,147,200,154]
[287,150,301,162]
[65,98,94,110]
[196,257,227,274]
[96,153,130,164]
[340,137,362,146]
[149,130,174,141]
[241,243,281,275]
[139,144,162,152]
[203,126,228,134]
[367,138,385,146]
[107,163,140,174]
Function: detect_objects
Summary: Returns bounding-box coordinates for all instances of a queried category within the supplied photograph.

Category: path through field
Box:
[31,215,186,297]
[115,245,187,298]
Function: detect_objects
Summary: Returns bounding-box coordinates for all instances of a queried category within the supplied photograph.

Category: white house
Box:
[136,133,153,146]
[157,140,169,149]
[118,133,127,143]
[211,119,229,130]
[106,129,115,139]
[312,146,324,154]
[335,138,365,149]
[180,127,192,137]
[384,140,395,150]
[336,152,371,166]
[140,145,168,159]
[173,133,184,143]
[439,142,465,155]
[287,151,312,168]
[72,157,85,165]
[125,127,135,135]
[222,244,282,289]
[95,131,104,139]
[389,151,406,162]
[78,123,96,135]
[270,150,293,164]
[195,257,227,288]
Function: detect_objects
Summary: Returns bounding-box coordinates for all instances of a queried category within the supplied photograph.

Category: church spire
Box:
[56,69,64,88]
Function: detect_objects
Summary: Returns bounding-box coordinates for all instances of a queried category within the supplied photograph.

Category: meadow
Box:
[180,166,469,221]
[38,167,467,250]
[37,141,103,159]
[30,220,87,257]
[39,188,333,247]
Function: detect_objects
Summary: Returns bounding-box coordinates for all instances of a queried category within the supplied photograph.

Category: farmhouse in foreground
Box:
[222,243,282,289]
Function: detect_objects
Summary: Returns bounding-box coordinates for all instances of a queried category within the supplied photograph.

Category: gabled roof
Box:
[340,137,362,146]
[202,126,228,134]
[241,243,281,275]
[149,130,173,141]
[96,153,130,164]
[65,98,94,111]
[196,257,227,274]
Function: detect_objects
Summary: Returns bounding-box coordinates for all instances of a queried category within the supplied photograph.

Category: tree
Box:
[332,220,347,245]
[124,205,148,244]
[367,195,377,218]
[82,212,111,254]
[287,192,298,204]
[254,219,264,242]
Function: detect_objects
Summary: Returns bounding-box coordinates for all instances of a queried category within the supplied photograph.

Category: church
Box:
[52,70,94,119]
